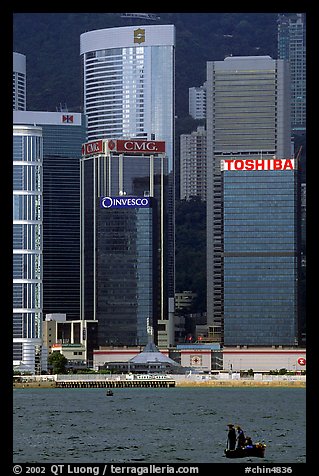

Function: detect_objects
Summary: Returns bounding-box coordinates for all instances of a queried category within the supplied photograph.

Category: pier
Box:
[56,379,175,388]
[14,374,176,389]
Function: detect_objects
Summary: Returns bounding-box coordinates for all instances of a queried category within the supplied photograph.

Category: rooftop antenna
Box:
[120,13,160,21]
[56,103,68,112]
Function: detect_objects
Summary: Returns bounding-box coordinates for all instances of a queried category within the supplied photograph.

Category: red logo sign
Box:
[221,158,296,171]
[62,114,74,123]
[82,140,104,156]
[110,139,165,154]
[297,357,306,366]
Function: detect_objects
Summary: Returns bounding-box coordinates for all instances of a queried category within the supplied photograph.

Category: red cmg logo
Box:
[82,140,104,156]
[114,139,165,154]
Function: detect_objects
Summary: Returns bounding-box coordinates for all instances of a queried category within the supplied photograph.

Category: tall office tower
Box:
[80,25,175,347]
[278,13,306,132]
[189,85,206,120]
[13,111,86,321]
[13,52,26,111]
[206,56,300,346]
[180,126,207,201]
[13,125,45,373]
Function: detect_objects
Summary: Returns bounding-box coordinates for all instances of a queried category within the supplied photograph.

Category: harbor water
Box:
[13,387,306,464]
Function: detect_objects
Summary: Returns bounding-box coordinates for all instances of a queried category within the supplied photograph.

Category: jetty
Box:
[56,377,175,388]
[13,374,176,389]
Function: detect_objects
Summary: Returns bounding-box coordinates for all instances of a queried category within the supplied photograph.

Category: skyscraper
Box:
[189,85,206,120]
[13,125,45,373]
[13,111,86,321]
[278,13,306,132]
[206,56,300,346]
[80,25,175,347]
[180,126,207,201]
[13,52,26,111]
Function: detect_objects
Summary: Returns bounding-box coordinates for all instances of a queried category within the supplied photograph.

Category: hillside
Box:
[13,12,278,116]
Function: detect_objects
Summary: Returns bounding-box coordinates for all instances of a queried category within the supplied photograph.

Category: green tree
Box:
[48,352,68,374]
[175,197,206,312]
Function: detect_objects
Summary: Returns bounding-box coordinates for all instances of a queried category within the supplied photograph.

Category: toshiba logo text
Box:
[221,158,296,171]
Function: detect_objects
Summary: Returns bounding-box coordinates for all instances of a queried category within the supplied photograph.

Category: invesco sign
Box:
[100,196,150,209]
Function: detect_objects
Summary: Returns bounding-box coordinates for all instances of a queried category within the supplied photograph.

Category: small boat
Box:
[106,389,114,396]
[224,443,266,459]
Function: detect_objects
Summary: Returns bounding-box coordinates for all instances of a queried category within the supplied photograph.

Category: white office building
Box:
[13,125,46,373]
[13,52,26,111]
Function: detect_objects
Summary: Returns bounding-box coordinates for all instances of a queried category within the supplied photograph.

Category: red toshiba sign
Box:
[82,140,104,156]
[221,158,296,171]
[108,139,165,154]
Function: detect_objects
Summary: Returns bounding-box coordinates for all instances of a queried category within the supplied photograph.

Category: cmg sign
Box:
[82,140,104,156]
[108,139,165,154]
[100,196,151,209]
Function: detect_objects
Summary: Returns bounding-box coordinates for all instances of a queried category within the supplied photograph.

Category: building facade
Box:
[222,160,300,346]
[13,52,26,111]
[80,25,176,348]
[81,139,169,348]
[180,126,207,201]
[42,314,98,366]
[188,85,206,120]
[13,111,86,321]
[13,125,46,373]
[206,56,299,346]
[278,13,306,132]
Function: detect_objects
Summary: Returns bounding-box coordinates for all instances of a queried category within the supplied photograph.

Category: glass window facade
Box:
[81,152,166,347]
[223,170,300,346]
[41,122,86,320]
[96,204,157,346]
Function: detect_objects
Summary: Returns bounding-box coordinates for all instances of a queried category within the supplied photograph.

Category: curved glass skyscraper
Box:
[80,25,175,166]
[80,25,175,347]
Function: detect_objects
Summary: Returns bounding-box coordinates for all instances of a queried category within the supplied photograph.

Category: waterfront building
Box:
[13,111,86,321]
[80,25,175,348]
[206,56,300,346]
[223,347,306,373]
[180,126,207,201]
[13,52,26,111]
[189,85,206,120]
[278,13,306,132]
[13,125,45,373]
[177,343,222,372]
[42,314,98,366]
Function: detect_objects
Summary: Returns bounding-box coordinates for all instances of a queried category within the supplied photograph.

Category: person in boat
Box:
[244,436,253,449]
[227,424,236,450]
[236,426,246,449]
